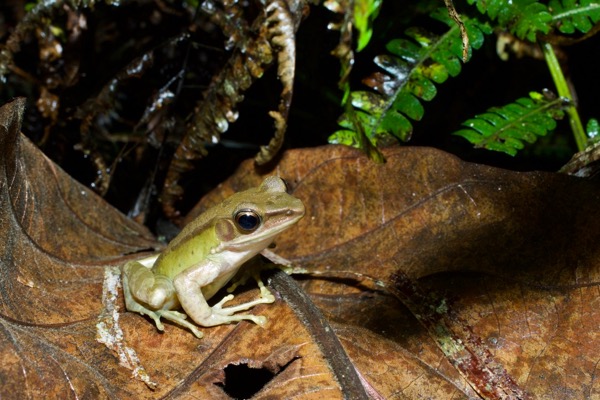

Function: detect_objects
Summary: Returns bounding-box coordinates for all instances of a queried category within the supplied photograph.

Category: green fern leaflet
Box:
[549,0,600,34]
[329,8,492,151]
[454,92,569,156]
[467,0,553,41]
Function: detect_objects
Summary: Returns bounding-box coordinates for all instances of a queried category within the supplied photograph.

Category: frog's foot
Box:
[227,270,276,302]
[208,272,276,327]
[211,309,268,327]
[125,302,166,332]
[156,310,204,339]
[255,273,275,303]
[209,292,275,327]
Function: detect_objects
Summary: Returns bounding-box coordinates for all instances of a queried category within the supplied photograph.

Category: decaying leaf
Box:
[3,97,600,398]
[190,146,600,398]
[0,98,160,397]
[0,98,349,398]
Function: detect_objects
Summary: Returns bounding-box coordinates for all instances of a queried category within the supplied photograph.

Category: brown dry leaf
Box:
[3,95,600,398]
[0,98,347,399]
[190,146,600,399]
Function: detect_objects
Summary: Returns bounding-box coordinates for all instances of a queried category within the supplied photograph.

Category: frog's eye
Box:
[234,210,261,232]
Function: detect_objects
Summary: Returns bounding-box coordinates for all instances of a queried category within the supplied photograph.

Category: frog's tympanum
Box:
[122,176,305,338]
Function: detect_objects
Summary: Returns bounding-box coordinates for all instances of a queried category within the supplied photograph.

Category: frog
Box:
[121,176,305,338]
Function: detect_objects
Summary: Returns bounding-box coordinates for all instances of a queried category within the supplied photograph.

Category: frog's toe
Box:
[212,294,235,310]
[222,313,268,327]
[147,314,165,331]
[158,309,187,320]
[190,327,204,339]
[259,288,275,303]
[253,315,268,327]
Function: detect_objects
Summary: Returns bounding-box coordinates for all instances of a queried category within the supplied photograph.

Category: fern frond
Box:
[329,8,491,150]
[454,92,569,156]
[468,0,553,41]
[549,0,600,34]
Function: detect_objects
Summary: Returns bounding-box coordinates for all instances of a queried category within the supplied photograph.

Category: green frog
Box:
[122,176,304,338]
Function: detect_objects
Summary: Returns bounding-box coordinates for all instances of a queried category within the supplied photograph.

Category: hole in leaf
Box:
[215,363,274,399]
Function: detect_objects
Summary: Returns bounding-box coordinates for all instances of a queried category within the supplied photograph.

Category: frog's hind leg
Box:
[122,261,177,333]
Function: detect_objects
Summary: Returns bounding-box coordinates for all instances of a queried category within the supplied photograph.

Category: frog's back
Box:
[152,226,217,278]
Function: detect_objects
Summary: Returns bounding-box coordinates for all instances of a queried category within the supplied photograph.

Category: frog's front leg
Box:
[173,261,274,328]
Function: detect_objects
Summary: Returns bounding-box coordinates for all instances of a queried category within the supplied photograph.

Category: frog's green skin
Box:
[122,176,304,338]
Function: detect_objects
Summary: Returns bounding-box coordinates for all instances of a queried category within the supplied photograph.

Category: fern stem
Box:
[541,41,586,151]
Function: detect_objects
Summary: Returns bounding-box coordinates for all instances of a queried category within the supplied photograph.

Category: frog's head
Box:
[214,176,305,252]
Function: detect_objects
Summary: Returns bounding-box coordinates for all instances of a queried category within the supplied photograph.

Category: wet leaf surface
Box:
[2,98,600,398]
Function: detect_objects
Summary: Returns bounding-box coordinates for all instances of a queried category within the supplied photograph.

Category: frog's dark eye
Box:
[234,210,261,232]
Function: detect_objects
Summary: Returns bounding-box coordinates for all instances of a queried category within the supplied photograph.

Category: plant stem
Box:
[541,41,587,151]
